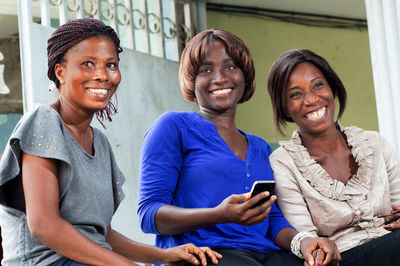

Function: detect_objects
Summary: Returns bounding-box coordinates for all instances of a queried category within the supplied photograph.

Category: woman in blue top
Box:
[138,29,340,266]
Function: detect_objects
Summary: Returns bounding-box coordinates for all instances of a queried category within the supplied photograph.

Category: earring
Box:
[60,80,65,85]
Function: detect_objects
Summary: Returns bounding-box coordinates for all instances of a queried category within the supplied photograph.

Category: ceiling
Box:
[0,0,366,38]
[206,0,366,20]
[0,0,18,38]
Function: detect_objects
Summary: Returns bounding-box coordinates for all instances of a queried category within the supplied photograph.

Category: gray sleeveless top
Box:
[0,105,125,265]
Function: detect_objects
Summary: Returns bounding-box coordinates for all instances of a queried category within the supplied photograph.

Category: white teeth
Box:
[211,88,232,95]
[89,88,107,96]
[306,107,326,120]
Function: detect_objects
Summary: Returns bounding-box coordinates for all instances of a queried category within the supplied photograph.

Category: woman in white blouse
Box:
[267,49,400,266]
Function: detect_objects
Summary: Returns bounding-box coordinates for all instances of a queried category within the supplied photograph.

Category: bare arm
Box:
[106,227,222,265]
[274,226,297,250]
[22,152,136,266]
[155,192,276,235]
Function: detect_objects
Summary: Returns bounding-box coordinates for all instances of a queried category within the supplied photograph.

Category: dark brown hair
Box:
[179,29,255,104]
[267,49,347,134]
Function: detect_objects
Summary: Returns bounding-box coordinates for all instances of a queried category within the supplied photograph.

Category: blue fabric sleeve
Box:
[264,139,292,242]
[266,141,272,156]
[266,201,294,242]
[137,112,183,234]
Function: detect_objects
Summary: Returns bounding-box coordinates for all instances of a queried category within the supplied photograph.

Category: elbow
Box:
[137,202,159,234]
[138,217,148,233]
[27,215,59,240]
[137,208,153,234]
[138,214,156,234]
[27,216,43,236]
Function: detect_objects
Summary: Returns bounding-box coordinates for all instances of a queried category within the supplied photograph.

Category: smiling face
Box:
[54,36,121,114]
[285,62,336,135]
[194,40,245,115]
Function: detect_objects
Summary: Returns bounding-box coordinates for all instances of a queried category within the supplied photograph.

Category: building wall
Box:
[207,10,377,146]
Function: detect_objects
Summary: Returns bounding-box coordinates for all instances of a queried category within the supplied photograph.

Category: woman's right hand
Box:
[164,244,222,266]
[216,192,277,225]
[153,191,276,235]
[300,237,341,266]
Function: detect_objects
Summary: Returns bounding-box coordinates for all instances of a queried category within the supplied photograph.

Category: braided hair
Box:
[47,18,123,126]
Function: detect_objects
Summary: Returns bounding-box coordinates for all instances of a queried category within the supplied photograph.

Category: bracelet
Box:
[290,231,318,259]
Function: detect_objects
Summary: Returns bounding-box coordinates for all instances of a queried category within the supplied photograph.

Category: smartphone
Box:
[250,180,276,206]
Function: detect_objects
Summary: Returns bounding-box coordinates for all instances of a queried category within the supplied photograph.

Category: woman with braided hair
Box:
[0,18,221,266]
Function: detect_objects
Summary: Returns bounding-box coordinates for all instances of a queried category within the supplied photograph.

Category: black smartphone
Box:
[249,180,276,206]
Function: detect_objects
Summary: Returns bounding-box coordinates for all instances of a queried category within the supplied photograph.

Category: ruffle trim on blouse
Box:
[279,124,374,206]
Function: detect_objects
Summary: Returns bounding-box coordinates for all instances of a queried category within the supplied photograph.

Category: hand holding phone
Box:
[250,180,276,207]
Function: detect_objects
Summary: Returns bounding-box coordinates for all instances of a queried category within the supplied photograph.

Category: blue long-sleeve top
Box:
[138,112,292,253]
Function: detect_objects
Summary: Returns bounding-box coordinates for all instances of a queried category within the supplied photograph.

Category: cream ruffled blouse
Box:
[270,124,400,252]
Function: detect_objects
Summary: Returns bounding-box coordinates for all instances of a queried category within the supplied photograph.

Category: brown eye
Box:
[107,62,118,69]
[289,91,303,99]
[199,67,212,74]
[315,81,324,88]
[82,61,94,67]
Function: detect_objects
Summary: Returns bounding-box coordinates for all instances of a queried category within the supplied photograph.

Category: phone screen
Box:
[250,181,276,206]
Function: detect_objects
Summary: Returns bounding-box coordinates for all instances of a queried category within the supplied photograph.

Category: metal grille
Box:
[32,0,197,61]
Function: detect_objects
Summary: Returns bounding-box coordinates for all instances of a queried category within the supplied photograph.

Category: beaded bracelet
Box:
[290,231,318,259]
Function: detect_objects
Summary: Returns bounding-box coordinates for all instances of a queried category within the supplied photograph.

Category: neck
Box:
[51,98,94,135]
[299,122,346,155]
[198,107,237,130]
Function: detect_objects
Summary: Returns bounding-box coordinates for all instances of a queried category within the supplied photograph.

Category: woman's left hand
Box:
[164,244,222,266]
[300,237,341,266]
[383,206,400,231]
[384,221,400,231]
